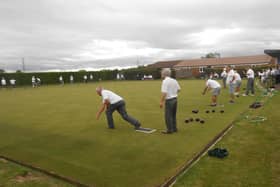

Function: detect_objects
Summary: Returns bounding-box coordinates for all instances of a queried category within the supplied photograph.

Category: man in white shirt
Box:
[214,72,219,79]
[258,71,265,83]
[1,77,7,87]
[84,75,88,83]
[70,75,74,84]
[226,66,236,103]
[32,76,36,87]
[243,68,255,96]
[36,77,41,86]
[221,68,227,88]
[59,75,64,85]
[10,79,16,88]
[234,71,242,96]
[96,87,141,130]
[160,68,181,134]
[202,79,221,106]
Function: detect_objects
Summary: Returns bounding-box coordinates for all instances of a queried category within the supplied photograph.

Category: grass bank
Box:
[174,91,280,187]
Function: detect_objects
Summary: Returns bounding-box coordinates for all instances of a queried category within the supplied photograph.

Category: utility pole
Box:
[136,56,140,67]
[22,57,25,72]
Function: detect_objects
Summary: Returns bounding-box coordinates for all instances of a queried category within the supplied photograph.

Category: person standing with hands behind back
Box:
[160,68,181,134]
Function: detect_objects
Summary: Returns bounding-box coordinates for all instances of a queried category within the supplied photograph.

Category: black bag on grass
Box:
[208,148,229,158]
[249,102,262,109]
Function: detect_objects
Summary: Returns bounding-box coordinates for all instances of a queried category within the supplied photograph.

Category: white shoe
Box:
[242,94,247,96]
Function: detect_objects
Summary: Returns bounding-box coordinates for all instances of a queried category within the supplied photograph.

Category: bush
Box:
[0,67,161,86]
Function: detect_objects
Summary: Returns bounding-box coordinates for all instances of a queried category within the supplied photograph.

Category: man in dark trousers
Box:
[96,86,141,130]
[160,68,181,134]
[243,68,255,96]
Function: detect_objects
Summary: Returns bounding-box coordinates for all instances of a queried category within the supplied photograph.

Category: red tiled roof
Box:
[148,55,273,69]
[174,55,272,68]
[147,60,181,68]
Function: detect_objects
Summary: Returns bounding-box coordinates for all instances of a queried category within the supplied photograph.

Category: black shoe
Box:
[173,129,178,133]
[161,130,172,134]
[135,126,141,130]
[134,124,141,130]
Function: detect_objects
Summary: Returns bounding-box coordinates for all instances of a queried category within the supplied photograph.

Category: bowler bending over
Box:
[96,87,141,130]
[202,78,221,106]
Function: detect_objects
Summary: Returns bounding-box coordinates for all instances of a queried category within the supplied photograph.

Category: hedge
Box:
[0,67,161,86]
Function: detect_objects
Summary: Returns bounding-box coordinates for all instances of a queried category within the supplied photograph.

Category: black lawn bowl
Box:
[192,110,199,114]
[189,118,194,122]
[200,120,205,124]
[212,109,215,113]
[220,110,225,113]
[195,118,200,122]
[185,119,189,123]
[236,95,240,98]
[206,110,210,113]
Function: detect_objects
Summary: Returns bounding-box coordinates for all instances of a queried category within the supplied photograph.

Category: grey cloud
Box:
[0,0,279,71]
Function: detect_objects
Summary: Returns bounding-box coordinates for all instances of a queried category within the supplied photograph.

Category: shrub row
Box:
[0,67,161,86]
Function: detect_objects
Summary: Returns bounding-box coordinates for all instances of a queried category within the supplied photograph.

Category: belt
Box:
[166,97,177,101]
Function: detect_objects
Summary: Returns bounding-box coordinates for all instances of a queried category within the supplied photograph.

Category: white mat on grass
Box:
[135,127,157,134]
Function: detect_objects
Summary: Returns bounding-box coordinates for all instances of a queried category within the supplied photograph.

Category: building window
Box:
[199,67,205,73]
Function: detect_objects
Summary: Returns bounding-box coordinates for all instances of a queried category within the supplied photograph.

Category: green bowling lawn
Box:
[0,80,257,186]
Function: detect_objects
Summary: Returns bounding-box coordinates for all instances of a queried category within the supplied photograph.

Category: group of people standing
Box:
[59,74,94,85]
[1,77,16,88]
[223,66,255,101]
[258,67,280,89]
[202,66,255,107]
[32,76,41,87]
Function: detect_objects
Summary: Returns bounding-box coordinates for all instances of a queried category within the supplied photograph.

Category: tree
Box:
[0,69,5,73]
[16,70,22,73]
[201,52,221,59]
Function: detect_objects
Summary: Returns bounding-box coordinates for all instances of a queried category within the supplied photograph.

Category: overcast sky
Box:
[0,0,279,71]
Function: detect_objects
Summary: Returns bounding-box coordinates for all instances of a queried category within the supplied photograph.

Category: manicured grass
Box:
[0,158,73,186]
[174,91,280,187]
[0,80,256,186]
